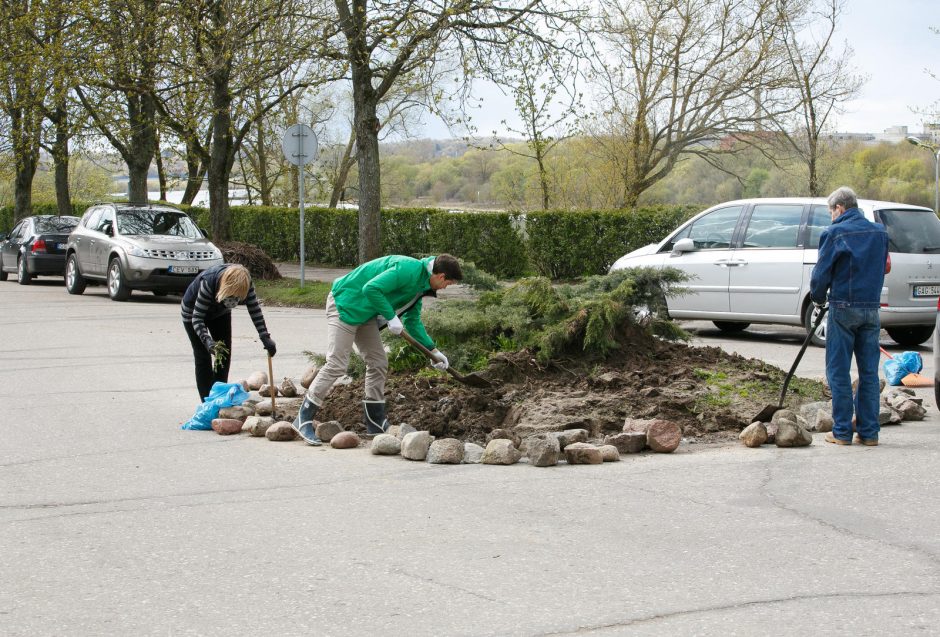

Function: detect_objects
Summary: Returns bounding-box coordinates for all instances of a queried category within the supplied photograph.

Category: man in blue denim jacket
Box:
[810,186,889,446]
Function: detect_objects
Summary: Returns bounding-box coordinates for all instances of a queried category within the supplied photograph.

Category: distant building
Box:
[924,123,940,145]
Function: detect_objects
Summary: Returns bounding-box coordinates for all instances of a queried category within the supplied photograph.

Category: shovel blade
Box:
[751,403,781,424]
[458,373,492,388]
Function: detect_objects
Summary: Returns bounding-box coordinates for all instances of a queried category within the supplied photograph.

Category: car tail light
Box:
[937,296,940,310]
[885,253,891,274]
[30,239,47,254]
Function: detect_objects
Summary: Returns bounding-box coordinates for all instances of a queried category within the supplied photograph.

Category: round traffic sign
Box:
[281,124,319,166]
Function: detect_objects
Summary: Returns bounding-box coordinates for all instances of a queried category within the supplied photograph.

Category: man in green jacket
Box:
[292,254,463,445]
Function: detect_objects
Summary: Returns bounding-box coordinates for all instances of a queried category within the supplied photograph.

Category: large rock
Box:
[278,378,298,398]
[599,445,621,462]
[265,421,297,441]
[245,416,275,437]
[893,398,927,421]
[771,409,798,425]
[462,443,485,464]
[397,423,417,440]
[813,413,834,433]
[564,442,603,465]
[258,384,279,398]
[331,431,360,449]
[219,405,253,421]
[765,422,778,445]
[300,365,319,389]
[554,429,588,450]
[647,420,682,453]
[427,439,465,464]
[799,401,831,422]
[486,428,522,449]
[315,421,344,443]
[371,434,402,455]
[481,439,521,465]
[604,432,646,454]
[401,431,434,461]
[623,418,658,434]
[211,418,243,435]
[246,371,268,390]
[774,420,813,447]
[525,435,560,467]
[254,401,274,417]
[739,422,768,448]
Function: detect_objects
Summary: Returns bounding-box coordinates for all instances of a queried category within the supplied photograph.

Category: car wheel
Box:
[65,254,86,295]
[17,255,31,285]
[712,321,750,333]
[107,258,131,301]
[885,326,933,347]
[803,302,827,347]
[0,254,7,281]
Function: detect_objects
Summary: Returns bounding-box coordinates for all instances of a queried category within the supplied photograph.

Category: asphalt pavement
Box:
[2,280,939,636]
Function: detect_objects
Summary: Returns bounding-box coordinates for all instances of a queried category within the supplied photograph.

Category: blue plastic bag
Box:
[883,351,923,386]
[181,382,250,430]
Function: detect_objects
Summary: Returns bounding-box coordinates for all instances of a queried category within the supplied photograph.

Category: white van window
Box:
[877,209,940,254]
[806,204,831,249]
[742,204,803,248]
[685,206,743,250]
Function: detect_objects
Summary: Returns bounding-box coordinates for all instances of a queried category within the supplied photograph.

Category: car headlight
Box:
[211,247,223,259]
[126,245,147,258]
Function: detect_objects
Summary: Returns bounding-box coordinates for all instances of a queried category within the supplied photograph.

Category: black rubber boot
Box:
[292,394,322,445]
[363,400,391,435]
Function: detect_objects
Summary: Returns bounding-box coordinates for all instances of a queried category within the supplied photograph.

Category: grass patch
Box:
[254,279,332,308]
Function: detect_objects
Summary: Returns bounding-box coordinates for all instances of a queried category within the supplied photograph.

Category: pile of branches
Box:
[217,241,282,281]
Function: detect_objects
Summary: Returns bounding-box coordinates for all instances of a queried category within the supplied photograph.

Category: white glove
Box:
[430,349,449,371]
[387,315,403,335]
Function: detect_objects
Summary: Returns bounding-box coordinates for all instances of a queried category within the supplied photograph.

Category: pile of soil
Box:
[304,334,826,445]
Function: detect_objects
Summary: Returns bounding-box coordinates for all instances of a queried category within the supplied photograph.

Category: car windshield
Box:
[116,210,202,238]
[34,217,79,233]
[877,209,940,253]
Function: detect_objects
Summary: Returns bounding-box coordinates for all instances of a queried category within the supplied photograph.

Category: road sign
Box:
[281,124,319,287]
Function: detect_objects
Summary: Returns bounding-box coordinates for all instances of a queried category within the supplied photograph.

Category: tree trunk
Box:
[155,133,168,201]
[536,146,549,210]
[208,72,234,241]
[181,141,207,205]
[353,79,381,263]
[124,93,157,204]
[13,156,37,222]
[329,131,356,208]
[10,106,39,222]
[52,105,71,216]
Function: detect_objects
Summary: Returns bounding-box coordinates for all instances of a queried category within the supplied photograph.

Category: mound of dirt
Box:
[297,336,826,445]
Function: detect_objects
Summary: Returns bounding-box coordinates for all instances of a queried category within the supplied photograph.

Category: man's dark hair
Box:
[433,254,463,281]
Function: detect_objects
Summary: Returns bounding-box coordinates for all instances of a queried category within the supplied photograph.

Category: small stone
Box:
[397,423,417,439]
[775,420,812,447]
[401,431,434,461]
[265,421,297,441]
[564,442,603,465]
[315,421,344,443]
[765,422,778,444]
[554,429,588,450]
[331,431,360,449]
[427,439,465,464]
[462,443,485,464]
[481,439,521,465]
[386,425,401,438]
[279,378,298,398]
[623,418,658,434]
[896,399,927,421]
[300,365,319,389]
[246,371,268,390]
[245,416,275,437]
[525,435,560,467]
[254,401,273,417]
[486,428,522,449]
[639,387,660,398]
[739,422,768,448]
[599,445,621,462]
[647,420,682,453]
[371,434,402,455]
[258,384,279,398]
[219,405,253,421]
[814,413,834,433]
[771,409,798,425]
[596,372,623,386]
[604,432,646,454]
[211,418,243,435]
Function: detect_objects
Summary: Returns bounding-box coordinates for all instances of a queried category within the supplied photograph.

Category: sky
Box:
[415,0,939,140]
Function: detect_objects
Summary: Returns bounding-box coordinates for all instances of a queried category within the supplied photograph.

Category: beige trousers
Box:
[308,293,387,403]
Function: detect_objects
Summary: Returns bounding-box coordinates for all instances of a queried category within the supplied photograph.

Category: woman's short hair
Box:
[217,264,251,301]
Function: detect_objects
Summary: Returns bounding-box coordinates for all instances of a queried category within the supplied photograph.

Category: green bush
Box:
[428,211,528,279]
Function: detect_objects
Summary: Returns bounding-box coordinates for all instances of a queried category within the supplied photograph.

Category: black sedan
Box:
[0,215,80,284]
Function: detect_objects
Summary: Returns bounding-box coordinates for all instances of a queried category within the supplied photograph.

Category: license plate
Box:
[169,265,198,274]
[57,243,67,250]
[913,285,940,297]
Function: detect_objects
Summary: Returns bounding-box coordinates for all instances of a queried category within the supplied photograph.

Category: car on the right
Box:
[611,197,940,347]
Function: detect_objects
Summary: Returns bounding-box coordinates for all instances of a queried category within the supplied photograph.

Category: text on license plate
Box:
[169,265,199,274]
[57,243,67,250]
[913,285,940,297]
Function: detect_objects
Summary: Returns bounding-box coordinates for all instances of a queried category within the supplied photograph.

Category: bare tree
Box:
[589,0,793,207]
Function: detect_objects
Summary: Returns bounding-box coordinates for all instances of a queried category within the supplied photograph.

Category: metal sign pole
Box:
[297,132,306,288]
[281,123,318,290]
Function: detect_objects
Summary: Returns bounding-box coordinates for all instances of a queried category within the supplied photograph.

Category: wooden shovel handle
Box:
[398,329,466,383]
[267,353,276,414]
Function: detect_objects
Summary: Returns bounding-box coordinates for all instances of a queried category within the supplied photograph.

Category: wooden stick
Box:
[267,353,276,415]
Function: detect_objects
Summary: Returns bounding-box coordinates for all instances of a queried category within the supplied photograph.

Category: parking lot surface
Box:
[2,282,939,636]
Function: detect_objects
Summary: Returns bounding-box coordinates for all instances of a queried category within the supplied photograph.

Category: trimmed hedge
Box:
[0,202,93,233]
[2,201,701,279]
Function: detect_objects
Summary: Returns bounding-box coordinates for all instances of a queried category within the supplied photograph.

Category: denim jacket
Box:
[810,208,888,309]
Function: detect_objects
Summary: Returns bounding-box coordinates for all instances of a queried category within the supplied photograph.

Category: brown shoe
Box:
[855,435,879,446]
[825,433,852,445]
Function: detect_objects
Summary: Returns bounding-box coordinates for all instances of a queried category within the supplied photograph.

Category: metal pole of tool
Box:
[281,124,319,288]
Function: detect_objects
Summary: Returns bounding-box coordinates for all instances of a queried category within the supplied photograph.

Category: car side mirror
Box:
[671,238,695,255]
[0,232,7,241]
[199,227,209,238]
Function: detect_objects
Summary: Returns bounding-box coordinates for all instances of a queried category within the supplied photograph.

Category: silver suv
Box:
[65,203,223,301]
[611,197,940,347]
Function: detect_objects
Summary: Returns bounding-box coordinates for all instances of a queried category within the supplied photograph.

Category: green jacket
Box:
[331,255,436,349]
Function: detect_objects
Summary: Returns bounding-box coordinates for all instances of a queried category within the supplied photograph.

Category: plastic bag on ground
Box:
[883,351,924,386]
[181,382,250,430]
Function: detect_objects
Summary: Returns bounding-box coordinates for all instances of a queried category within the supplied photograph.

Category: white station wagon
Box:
[611,197,940,346]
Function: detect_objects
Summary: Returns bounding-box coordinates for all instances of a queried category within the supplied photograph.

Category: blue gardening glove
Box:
[430,349,449,371]
[261,335,276,357]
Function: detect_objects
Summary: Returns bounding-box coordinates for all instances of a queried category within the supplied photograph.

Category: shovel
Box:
[266,353,277,416]
[398,330,492,389]
[751,304,828,423]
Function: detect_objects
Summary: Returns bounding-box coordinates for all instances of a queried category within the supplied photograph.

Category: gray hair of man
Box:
[827,186,858,211]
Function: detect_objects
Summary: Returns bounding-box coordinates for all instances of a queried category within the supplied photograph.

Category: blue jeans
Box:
[826,306,881,441]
